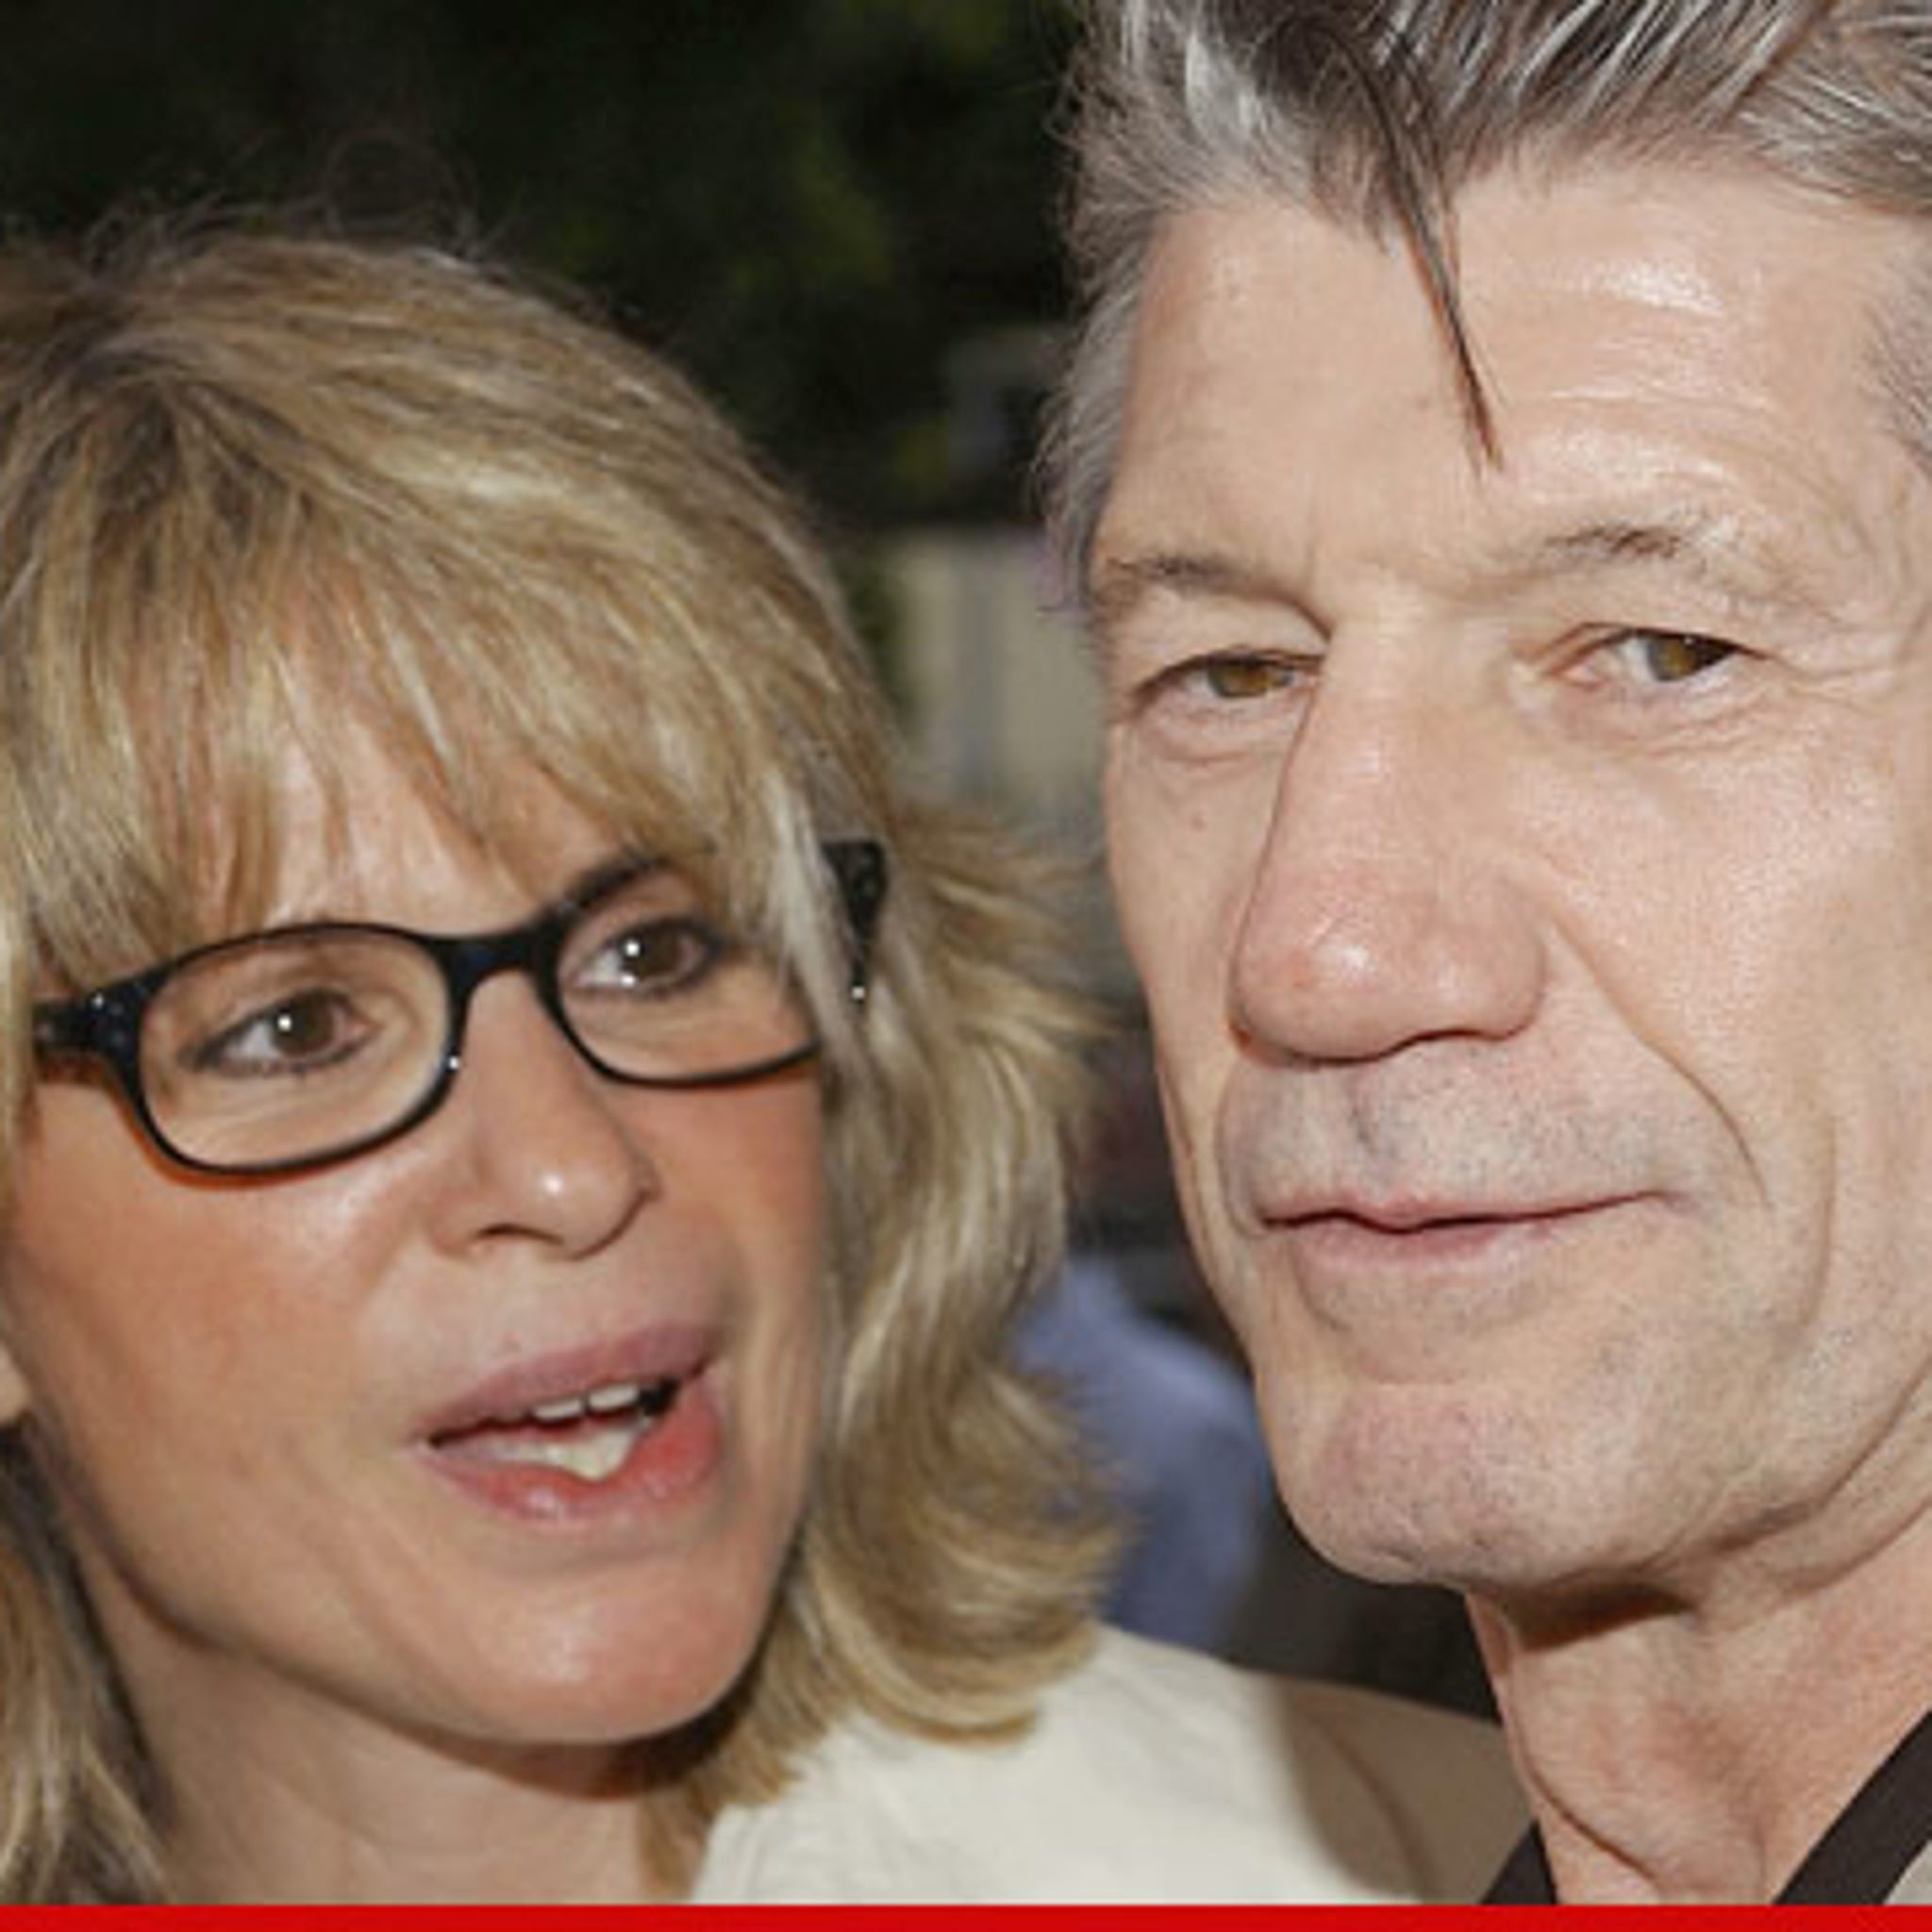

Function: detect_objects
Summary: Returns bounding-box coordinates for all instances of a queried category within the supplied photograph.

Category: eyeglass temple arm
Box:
[32,992,112,1056]
[824,839,888,1003]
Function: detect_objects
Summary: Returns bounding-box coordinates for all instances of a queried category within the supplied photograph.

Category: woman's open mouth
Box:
[417,1331,725,1522]
[429,1376,685,1484]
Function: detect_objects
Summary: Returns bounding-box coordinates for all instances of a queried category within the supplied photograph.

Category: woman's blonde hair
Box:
[0,216,1110,1900]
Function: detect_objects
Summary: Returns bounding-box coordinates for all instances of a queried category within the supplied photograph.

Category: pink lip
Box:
[1266,1192,1637,1235]
[414,1325,726,1529]
[1270,1196,1647,1286]
[418,1324,717,1440]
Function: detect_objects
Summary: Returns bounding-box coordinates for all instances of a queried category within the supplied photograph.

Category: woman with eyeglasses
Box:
[0,221,1517,1903]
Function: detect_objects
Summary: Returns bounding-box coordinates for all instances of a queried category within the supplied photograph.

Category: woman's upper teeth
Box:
[523,1378,681,1427]
[530,1381,644,1425]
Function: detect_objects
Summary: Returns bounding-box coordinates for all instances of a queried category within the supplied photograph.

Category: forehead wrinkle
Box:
[1867,243,1932,491]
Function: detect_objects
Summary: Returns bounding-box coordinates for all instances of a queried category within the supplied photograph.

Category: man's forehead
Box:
[1098,163,1932,612]
[1137,164,1918,409]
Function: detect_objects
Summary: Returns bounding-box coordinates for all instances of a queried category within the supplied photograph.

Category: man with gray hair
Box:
[1050,0,1932,1904]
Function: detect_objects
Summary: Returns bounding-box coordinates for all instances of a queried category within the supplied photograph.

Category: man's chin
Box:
[1256,1374,1599,1595]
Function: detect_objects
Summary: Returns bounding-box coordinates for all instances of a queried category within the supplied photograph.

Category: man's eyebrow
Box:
[1088,548,1303,635]
[1505,515,1723,575]
[1092,517,1742,616]
[1494,507,1820,604]
[1502,508,1844,627]
[1088,510,1809,658]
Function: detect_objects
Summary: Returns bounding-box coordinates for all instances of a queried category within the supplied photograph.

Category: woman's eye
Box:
[191,991,370,1078]
[581,918,721,997]
[1601,629,1739,685]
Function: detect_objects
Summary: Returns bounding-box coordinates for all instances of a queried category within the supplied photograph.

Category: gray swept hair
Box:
[1046,0,1932,577]
[0,216,1112,1900]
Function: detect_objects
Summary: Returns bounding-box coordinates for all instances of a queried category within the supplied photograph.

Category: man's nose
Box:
[1228,672,1545,1065]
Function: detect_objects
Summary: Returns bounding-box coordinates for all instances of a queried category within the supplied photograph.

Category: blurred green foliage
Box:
[0,0,1075,529]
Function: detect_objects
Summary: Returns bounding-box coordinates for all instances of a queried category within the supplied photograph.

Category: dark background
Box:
[0,0,1074,534]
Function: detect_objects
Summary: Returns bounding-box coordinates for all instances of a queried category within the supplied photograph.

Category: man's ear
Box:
[0,1332,33,1428]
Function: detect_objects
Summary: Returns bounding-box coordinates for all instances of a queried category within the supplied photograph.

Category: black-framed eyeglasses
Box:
[33,838,887,1178]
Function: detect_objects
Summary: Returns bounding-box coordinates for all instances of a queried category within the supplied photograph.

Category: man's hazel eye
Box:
[1199,656,1296,700]
[1613,630,1736,684]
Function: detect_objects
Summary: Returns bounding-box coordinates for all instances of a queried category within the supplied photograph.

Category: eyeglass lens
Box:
[135,865,812,1170]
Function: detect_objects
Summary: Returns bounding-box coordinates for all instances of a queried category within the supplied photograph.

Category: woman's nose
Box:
[419,977,658,1260]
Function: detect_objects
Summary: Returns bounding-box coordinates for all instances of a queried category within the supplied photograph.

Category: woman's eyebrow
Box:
[550,851,666,914]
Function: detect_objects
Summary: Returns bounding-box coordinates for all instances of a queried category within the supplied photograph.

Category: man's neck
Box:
[1474,1519,1932,1904]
